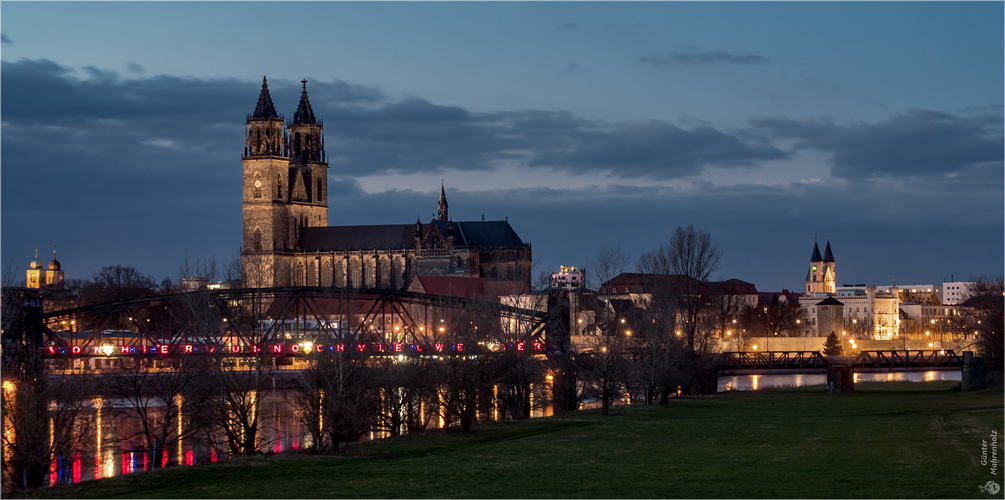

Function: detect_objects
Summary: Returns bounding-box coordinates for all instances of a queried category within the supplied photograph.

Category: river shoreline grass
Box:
[16,381,1003,498]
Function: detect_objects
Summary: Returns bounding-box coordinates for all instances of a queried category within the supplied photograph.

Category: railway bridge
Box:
[715,350,967,392]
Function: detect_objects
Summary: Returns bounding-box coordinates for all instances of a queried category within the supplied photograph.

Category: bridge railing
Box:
[853,350,963,368]
[717,349,964,370]
[717,351,828,370]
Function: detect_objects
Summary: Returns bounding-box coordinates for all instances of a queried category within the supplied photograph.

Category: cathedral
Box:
[240,78,532,289]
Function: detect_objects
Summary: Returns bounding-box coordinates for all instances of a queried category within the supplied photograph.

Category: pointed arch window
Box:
[294,262,305,286]
[321,260,333,287]
[379,258,391,289]
[317,179,323,203]
[307,260,317,287]
[277,174,283,199]
[335,259,345,288]
[253,173,262,199]
[350,259,361,289]
[253,227,262,251]
[364,258,374,288]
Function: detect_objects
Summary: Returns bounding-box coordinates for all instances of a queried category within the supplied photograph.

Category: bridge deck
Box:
[716,350,964,374]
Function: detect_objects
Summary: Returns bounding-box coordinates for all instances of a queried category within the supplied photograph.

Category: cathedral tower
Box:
[242,77,291,287]
[805,238,836,295]
[285,80,329,244]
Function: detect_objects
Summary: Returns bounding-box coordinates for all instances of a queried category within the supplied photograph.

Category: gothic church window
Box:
[350,260,361,289]
[307,261,317,287]
[277,174,282,199]
[253,173,262,198]
[321,260,333,287]
[391,258,401,289]
[253,228,262,251]
[379,258,390,289]
[364,258,374,288]
[294,262,305,286]
[317,179,322,202]
[335,259,345,288]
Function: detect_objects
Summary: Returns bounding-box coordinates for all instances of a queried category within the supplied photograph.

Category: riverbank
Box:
[18,381,1002,498]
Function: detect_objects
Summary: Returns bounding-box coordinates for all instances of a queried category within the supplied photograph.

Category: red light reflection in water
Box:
[72,453,81,483]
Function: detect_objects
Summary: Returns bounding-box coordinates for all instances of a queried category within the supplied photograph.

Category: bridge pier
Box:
[826,360,854,393]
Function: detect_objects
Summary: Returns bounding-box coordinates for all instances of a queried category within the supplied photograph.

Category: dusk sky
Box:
[2,2,1002,292]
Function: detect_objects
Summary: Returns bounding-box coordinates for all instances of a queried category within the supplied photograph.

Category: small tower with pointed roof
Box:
[437,182,449,221]
[805,237,836,295]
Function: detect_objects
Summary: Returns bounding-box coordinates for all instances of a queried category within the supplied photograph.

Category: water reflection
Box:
[18,383,539,487]
[719,370,961,392]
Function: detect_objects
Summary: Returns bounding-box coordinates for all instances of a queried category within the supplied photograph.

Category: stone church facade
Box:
[241,78,532,289]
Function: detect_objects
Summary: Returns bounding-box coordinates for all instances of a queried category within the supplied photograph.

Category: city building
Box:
[26,247,64,289]
[240,78,531,289]
[938,281,974,305]
[804,238,835,295]
[797,240,900,339]
[549,266,584,289]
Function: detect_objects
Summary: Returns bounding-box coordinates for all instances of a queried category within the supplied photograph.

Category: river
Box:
[717,370,962,392]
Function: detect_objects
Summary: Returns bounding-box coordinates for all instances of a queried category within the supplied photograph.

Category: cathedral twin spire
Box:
[246,76,324,162]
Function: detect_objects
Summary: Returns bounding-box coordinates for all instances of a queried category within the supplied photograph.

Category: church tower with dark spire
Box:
[805,237,836,295]
[437,182,449,221]
[286,80,328,244]
[242,77,292,287]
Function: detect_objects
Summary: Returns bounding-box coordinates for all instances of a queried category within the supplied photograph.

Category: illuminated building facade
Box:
[26,248,64,289]
[240,78,532,289]
[798,240,899,339]
[804,239,836,295]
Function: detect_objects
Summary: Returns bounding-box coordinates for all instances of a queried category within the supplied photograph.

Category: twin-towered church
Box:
[240,78,532,289]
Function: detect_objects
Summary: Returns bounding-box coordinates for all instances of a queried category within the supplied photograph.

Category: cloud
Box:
[563,63,582,73]
[641,51,769,66]
[529,121,788,179]
[1,34,11,44]
[748,110,1004,179]
[558,23,579,31]
[2,59,1000,289]
[126,62,145,74]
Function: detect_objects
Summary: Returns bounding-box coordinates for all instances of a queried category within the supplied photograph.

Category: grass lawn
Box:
[19,382,1003,498]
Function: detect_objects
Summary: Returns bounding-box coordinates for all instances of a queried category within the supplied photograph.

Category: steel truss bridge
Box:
[4,287,556,358]
[715,350,965,375]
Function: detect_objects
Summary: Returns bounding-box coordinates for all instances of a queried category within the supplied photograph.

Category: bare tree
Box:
[759,295,806,337]
[2,344,97,489]
[291,350,377,454]
[636,225,721,355]
[584,246,630,291]
[635,225,722,394]
[960,275,1004,359]
[106,357,207,469]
